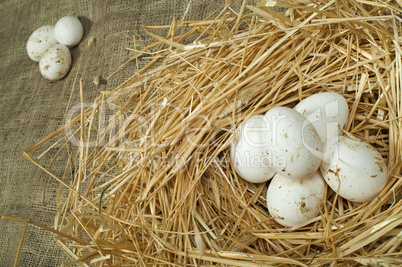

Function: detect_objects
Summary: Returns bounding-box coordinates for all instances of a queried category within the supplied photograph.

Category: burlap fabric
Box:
[0,0,243,265]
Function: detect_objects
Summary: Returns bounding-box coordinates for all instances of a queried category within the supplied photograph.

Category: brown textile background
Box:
[0,0,243,265]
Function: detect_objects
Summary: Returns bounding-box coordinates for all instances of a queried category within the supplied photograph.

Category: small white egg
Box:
[263,107,322,180]
[294,92,349,143]
[39,44,71,81]
[267,171,325,227]
[27,25,58,62]
[54,16,84,47]
[230,115,276,183]
[320,136,388,202]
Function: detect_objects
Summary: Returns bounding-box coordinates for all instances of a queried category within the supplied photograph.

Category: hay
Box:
[6,0,402,265]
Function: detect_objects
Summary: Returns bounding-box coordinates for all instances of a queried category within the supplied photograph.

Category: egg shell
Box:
[230,115,276,183]
[267,171,325,227]
[294,92,349,143]
[263,107,322,180]
[39,44,71,81]
[54,16,84,47]
[27,25,58,62]
[320,136,388,202]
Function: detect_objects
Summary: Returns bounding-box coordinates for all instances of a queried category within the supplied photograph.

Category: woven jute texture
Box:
[0,0,241,265]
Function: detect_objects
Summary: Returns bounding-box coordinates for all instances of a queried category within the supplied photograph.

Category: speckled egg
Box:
[27,25,58,62]
[267,171,326,227]
[321,136,388,202]
[263,107,322,180]
[39,44,71,81]
[294,92,349,143]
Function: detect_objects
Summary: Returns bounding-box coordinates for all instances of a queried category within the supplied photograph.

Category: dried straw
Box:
[6,0,402,265]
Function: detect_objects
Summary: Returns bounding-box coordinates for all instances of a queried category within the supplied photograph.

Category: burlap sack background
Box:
[0,0,243,265]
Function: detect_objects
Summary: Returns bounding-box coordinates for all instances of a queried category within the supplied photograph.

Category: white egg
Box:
[263,107,322,180]
[294,92,349,143]
[320,136,388,202]
[27,25,58,62]
[54,16,84,47]
[267,171,325,227]
[39,44,71,81]
[230,115,276,183]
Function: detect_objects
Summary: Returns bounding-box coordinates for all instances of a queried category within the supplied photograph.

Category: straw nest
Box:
[18,0,402,266]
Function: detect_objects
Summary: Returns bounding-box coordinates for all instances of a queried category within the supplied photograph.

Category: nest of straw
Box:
[21,0,402,266]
